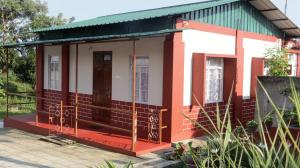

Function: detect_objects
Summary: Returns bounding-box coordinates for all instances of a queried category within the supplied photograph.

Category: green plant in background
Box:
[263,114,273,129]
[0,71,6,97]
[0,72,36,119]
[264,47,290,76]
[234,126,245,138]
[246,120,258,134]
[283,108,299,127]
[246,120,258,129]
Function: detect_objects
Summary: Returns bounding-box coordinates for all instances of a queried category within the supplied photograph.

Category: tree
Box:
[0,0,74,85]
[265,47,290,76]
[0,71,5,97]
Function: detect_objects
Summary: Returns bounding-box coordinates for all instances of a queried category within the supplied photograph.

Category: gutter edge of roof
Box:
[1,29,183,48]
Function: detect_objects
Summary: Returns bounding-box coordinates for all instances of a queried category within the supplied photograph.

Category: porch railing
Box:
[4,92,168,150]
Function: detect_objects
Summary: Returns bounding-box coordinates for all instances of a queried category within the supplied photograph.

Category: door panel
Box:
[92,51,112,123]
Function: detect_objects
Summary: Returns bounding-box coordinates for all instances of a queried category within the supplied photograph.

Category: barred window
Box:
[130,57,149,103]
[205,58,224,103]
[48,55,60,90]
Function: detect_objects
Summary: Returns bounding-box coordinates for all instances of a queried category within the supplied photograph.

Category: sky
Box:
[43,0,300,26]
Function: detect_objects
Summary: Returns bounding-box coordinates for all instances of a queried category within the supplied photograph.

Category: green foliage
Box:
[174,80,300,167]
[12,48,36,84]
[246,120,258,128]
[283,108,299,127]
[265,47,290,76]
[0,96,35,119]
[0,72,35,119]
[263,115,273,125]
[0,72,5,97]
[1,72,34,93]
[0,0,74,85]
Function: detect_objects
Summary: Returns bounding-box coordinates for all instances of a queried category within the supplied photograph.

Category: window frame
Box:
[48,55,60,91]
[205,57,224,104]
[129,56,149,104]
[288,54,297,76]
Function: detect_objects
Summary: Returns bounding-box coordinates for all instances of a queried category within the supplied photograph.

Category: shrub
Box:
[262,115,273,130]
[177,80,300,167]
[264,47,290,76]
[0,72,5,97]
[263,115,273,124]
[283,108,299,127]
[247,120,258,129]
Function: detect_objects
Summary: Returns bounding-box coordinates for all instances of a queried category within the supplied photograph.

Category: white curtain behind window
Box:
[49,56,60,90]
[205,58,224,103]
[130,57,149,103]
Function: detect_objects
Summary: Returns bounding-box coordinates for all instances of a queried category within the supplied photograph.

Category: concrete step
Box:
[171,136,207,148]
[0,120,3,129]
[134,157,182,168]
[39,136,76,146]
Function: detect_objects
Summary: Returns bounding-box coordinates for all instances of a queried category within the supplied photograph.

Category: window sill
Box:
[205,101,224,105]
[48,88,61,92]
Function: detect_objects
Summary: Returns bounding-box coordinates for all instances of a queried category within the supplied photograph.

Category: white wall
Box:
[242,38,279,99]
[68,37,165,106]
[182,29,236,106]
[43,45,62,91]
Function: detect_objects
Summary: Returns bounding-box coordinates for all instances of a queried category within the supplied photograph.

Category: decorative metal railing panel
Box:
[48,102,74,136]
[148,109,160,142]
[148,109,167,144]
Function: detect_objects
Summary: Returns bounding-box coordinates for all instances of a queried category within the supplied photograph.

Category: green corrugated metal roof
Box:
[33,0,239,32]
[2,29,181,48]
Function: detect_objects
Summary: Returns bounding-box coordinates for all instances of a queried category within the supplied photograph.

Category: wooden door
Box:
[92,51,112,123]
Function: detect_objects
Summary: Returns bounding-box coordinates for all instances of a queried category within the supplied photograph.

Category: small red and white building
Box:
[3,0,300,155]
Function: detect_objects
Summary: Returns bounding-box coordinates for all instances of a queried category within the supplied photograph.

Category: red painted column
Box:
[36,46,44,112]
[192,53,206,106]
[251,58,264,99]
[223,58,237,103]
[162,32,185,142]
[297,54,300,76]
[233,31,244,124]
[61,44,70,105]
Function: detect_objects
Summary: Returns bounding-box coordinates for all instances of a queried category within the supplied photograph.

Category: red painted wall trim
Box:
[176,20,279,43]
[176,20,236,36]
[162,34,173,142]
[192,53,206,106]
[206,54,236,58]
[233,30,244,124]
[251,58,264,99]
[240,31,277,43]
[36,46,44,111]
[61,44,70,105]
[223,58,237,103]
[163,32,185,142]
[297,54,300,76]
[289,50,300,54]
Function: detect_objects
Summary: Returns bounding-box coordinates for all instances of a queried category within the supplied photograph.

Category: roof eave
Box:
[1,29,182,48]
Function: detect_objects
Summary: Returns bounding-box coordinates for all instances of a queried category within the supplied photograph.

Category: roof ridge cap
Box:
[95,0,218,19]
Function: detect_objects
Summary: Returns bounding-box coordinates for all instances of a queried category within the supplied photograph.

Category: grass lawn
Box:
[0,73,36,119]
[0,97,36,119]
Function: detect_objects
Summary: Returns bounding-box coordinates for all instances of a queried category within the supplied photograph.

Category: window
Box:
[263,62,269,75]
[205,58,224,103]
[130,57,149,103]
[288,54,297,76]
[48,55,60,90]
